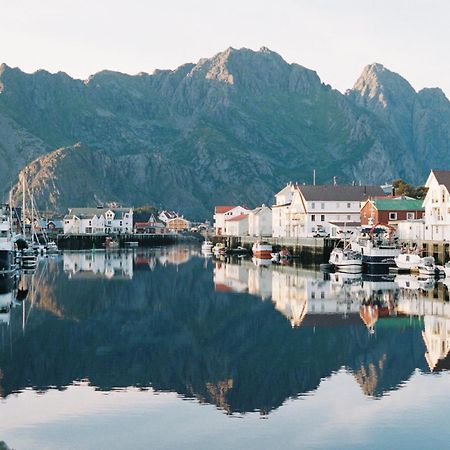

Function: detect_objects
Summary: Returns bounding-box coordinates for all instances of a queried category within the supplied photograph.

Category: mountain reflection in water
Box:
[0,246,449,415]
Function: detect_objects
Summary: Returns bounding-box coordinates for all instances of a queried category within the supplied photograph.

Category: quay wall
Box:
[213,235,334,263]
[400,239,450,265]
[57,233,180,250]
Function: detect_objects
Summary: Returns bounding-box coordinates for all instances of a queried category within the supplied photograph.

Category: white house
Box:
[214,205,250,235]
[248,205,272,237]
[272,183,385,238]
[423,170,450,241]
[272,183,297,238]
[63,207,133,235]
[158,210,179,224]
[224,214,249,236]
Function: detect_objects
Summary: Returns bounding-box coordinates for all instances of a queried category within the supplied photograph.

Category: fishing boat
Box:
[329,247,363,273]
[271,248,291,262]
[45,240,60,254]
[0,204,17,274]
[213,242,227,256]
[252,241,272,259]
[350,225,400,272]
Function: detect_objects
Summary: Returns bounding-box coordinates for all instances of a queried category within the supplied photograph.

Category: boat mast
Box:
[22,172,26,238]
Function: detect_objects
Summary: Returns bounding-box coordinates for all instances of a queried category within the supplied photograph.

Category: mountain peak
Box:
[350,63,416,109]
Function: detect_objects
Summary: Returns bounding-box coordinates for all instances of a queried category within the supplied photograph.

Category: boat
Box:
[20,248,37,269]
[201,240,213,252]
[45,240,60,254]
[252,241,272,259]
[350,225,400,272]
[226,246,248,255]
[329,247,363,273]
[0,204,17,274]
[394,252,422,271]
[213,242,227,255]
[444,262,450,278]
[104,237,119,249]
[418,256,442,277]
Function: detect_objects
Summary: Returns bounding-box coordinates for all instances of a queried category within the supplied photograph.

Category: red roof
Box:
[215,205,236,214]
[225,213,248,222]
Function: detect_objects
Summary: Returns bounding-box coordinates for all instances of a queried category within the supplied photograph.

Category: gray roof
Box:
[65,207,131,220]
[433,170,450,191]
[297,185,385,201]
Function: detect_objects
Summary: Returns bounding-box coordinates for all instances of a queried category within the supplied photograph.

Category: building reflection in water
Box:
[0,248,450,415]
[214,258,450,372]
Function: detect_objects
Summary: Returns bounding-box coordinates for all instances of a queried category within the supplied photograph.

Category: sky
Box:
[1,0,449,97]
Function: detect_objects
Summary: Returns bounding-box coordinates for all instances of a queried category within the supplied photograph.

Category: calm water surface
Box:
[1,245,450,449]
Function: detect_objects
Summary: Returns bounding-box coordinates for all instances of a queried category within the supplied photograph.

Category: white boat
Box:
[418,256,439,276]
[201,240,213,252]
[329,247,363,273]
[394,252,422,271]
[444,262,450,278]
[0,204,16,274]
[252,241,272,259]
[45,240,60,254]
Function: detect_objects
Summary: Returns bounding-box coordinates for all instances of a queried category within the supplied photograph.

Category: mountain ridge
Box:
[0,47,449,218]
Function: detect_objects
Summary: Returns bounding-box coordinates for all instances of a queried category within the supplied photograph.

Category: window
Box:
[321,203,325,209]
[347,215,351,220]
[311,215,315,222]
[406,212,415,220]
[336,202,340,208]
[347,203,351,208]
[321,215,325,222]
[389,212,397,220]
[311,202,315,209]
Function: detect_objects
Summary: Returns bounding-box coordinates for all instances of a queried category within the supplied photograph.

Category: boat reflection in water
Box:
[0,248,450,418]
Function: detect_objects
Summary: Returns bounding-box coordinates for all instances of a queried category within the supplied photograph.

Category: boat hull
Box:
[0,250,15,273]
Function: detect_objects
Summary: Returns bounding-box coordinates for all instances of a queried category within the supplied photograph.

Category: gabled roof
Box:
[64,207,132,220]
[298,185,385,201]
[371,198,424,211]
[432,170,450,191]
[215,205,236,214]
[225,213,249,222]
[251,205,271,214]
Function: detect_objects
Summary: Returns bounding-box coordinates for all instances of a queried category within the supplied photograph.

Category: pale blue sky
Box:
[1,0,449,96]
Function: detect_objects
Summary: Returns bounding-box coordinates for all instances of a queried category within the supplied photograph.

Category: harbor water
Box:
[1,245,450,449]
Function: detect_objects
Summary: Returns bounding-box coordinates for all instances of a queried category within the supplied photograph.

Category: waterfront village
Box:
[20,168,450,263]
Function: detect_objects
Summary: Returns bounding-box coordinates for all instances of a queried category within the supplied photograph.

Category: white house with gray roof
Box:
[272,183,385,238]
[63,207,133,235]
[423,170,450,241]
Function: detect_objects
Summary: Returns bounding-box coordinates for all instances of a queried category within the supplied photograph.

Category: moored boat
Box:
[394,252,422,271]
[0,204,16,274]
[252,241,272,259]
[329,247,363,273]
[201,240,213,252]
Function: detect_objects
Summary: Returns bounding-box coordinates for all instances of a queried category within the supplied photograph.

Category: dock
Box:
[213,236,335,263]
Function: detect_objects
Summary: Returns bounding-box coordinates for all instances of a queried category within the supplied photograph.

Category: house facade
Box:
[272,183,385,238]
[167,217,190,231]
[224,214,249,237]
[248,205,272,237]
[422,170,450,241]
[214,205,250,235]
[63,207,133,235]
[134,213,166,234]
[360,197,424,226]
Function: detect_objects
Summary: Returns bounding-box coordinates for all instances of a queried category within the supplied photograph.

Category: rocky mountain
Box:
[0,48,449,218]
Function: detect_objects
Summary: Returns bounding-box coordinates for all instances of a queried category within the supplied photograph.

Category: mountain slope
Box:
[0,48,449,218]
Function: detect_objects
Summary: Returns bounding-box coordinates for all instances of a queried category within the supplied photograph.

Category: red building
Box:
[360,197,424,225]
